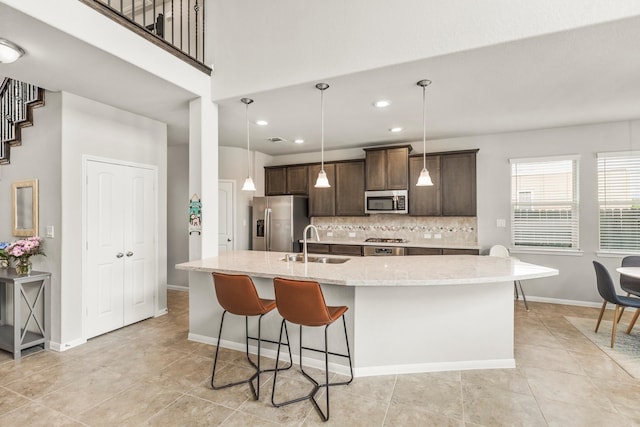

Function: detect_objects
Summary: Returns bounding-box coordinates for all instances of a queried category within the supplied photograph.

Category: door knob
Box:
[116,252,124,258]
[126,251,134,257]
[227,238,232,242]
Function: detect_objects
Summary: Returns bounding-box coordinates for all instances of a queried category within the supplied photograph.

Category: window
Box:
[598,152,640,252]
[510,156,579,249]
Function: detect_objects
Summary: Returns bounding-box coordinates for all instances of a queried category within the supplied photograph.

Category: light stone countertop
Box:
[176,250,558,286]
[300,238,482,250]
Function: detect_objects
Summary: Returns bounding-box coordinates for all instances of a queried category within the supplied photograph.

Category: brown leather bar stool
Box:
[211,272,292,400]
[271,277,353,421]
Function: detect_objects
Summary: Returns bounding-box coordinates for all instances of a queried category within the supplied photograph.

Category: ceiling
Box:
[2,4,640,156]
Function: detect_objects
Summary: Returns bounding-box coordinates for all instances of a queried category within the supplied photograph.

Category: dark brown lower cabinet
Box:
[330,245,362,256]
[406,247,443,255]
[442,248,480,255]
[306,243,330,254]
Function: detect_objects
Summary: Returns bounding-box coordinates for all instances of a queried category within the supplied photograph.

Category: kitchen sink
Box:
[281,254,350,264]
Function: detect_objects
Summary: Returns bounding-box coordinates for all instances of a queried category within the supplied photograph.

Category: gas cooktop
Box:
[365,238,408,243]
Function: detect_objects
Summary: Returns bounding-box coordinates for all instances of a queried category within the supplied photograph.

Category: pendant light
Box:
[241,97,257,191]
[416,79,434,187]
[314,83,331,188]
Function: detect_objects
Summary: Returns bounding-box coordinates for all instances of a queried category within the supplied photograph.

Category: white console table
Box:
[0,269,51,360]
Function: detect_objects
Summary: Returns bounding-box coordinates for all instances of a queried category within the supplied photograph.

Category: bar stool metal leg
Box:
[271,315,353,421]
[211,311,293,400]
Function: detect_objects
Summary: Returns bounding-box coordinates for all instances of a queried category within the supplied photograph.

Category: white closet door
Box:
[86,160,156,339]
[123,167,155,325]
[86,161,126,338]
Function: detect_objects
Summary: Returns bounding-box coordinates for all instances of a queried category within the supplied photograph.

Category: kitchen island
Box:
[177,250,558,377]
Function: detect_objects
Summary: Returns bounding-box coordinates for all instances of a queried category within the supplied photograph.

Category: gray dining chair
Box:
[593,261,640,347]
[619,256,640,333]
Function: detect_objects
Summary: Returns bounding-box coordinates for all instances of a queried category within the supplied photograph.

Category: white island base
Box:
[180,251,557,377]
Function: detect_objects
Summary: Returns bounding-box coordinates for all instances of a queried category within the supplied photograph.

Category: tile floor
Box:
[0,291,639,426]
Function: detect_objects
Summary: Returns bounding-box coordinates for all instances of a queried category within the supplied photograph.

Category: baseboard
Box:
[154,308,168,317]
[524,295,637,310]
[49,338,86,352]
[188,333,353,377]
[354,358,516,378]
[167,284,188,292]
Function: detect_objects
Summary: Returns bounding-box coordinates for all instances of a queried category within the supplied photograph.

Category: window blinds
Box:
[510,157,579,249]
[598,152,640,252]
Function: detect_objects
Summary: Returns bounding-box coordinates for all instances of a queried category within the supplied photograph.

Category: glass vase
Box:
[15,259,31,275]
[0,259,8,270]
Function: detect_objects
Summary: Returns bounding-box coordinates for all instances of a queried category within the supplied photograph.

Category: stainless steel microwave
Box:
[364,190,408,214]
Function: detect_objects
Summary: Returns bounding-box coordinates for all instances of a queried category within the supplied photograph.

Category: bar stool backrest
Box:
[273,277,333,327]
[213,272,268,316]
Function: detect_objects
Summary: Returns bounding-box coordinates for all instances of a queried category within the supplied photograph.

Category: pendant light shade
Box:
[416,79,434,187]
[314,83,331,188]
[241,97,256,192]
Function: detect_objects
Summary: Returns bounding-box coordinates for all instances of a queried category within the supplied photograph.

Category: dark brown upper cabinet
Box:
[409,155,441,216]
[286,165,308,195]
[364,145,412,190]
[265,166,287,196]
[265,165,309,196]
[308,163,336,216]
[441,152,477,216]
[335,160,365,216]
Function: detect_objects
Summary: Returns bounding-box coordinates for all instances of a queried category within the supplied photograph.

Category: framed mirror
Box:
[12,179,39,237]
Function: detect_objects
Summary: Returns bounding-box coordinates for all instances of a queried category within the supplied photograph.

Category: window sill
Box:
[596,250,640,258]
[509,248,584,257]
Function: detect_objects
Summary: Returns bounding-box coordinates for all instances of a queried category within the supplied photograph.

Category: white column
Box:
[189,97,219,261]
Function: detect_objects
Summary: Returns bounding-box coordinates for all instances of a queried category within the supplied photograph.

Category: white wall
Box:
[264,119,640,305]
[167,144,189,288]
[60,92,168,348]
[218,146,272,249]
[0,91,62,341]
[208,0,640,100]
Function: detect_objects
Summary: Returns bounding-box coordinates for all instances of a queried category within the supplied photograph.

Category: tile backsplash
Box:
[311,215,477,245]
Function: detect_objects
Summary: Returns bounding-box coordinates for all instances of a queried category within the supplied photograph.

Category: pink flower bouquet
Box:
[7,236,45,263]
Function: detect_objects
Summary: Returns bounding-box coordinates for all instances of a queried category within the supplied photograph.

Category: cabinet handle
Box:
[116,252,124,258]
[126,251,134,257]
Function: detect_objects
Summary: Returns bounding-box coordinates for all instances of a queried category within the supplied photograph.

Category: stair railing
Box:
[80,0,209,73]
[0,78,44,165]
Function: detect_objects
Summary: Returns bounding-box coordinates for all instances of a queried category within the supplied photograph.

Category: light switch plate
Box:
[496,219,506,228]
[423,233,432,239]
[348,232,356,238]
[434,233,442,239]
[46,225,54,238]
[327,231,334,237]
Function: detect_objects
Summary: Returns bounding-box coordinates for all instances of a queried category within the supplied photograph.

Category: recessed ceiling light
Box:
[374,100,391,108]
[294,139,304,144]
[389,127,403,133]
[256,120,268,126]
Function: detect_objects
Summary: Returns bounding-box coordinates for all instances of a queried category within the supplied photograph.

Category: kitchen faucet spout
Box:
[303,225,320,264]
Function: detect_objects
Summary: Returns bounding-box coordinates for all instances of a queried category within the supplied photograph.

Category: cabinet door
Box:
[386,147,409,190]
[286,165,308,195]
[365,150,386,190]
[308,163,336,216]
[336,161,365,216]
[441,152,477,216]
[442,248,479,255]
[409,156,441,216]
[330,244,362,256]
[307,243,330,254]
[406,247,442,255]
[265,167,287,196]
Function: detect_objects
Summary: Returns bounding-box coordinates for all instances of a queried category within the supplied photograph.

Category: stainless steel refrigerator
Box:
[252,196,309,252]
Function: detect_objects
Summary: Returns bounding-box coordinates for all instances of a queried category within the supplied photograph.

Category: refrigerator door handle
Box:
[265,208,272,251]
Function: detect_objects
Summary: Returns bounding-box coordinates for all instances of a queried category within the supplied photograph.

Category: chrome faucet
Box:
[303,224,320,264]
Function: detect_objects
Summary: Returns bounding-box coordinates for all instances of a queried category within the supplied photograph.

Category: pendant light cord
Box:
[321,87,325,171]
[422,84,426,169]
[246,101,251,176]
